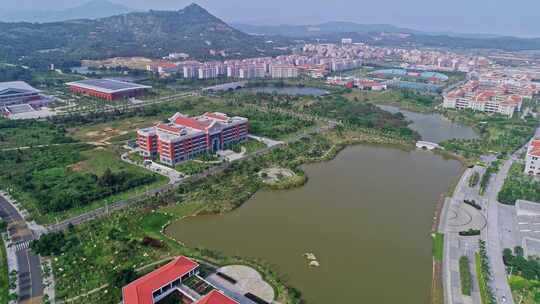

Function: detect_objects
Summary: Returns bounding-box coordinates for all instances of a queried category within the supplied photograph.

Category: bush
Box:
[459,229,481,236]
[468,171,480,188]
[463,199,482,210]
[459,256,472,296]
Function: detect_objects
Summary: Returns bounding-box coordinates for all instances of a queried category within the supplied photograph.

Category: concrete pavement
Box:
[0,193,43,303]
[440,167,485,304]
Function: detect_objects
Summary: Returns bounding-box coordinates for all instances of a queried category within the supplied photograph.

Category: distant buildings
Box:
[443,81,524,117]
[270,64,299,78]
[122,256,239,304]
[525,139,540,176]
[137,112,248,166]
[66,79,152,101]
[326,76,387,91]
[0,81,54,118]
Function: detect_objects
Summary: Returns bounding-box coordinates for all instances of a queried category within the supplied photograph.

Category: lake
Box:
[166,144,464,304]
[378,105,479,143]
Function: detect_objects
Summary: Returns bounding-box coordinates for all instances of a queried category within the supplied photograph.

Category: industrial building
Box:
[66,79,152,101]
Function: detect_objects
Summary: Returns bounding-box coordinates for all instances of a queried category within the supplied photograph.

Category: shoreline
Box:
[161,138,464,304]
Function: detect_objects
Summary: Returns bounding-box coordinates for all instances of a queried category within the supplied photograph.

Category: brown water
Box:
[166,145,463,304]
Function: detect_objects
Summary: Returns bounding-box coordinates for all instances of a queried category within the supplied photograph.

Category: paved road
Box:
[0,194,43,303]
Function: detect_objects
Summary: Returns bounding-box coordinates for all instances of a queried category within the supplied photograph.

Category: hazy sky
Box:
[2,0,539,37]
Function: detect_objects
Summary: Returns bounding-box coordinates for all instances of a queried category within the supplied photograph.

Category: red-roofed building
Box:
[137,112,248,166]
[525,139,540,176]
[197,290,239,304]
[122,257,242,304]
[122,256,199,304]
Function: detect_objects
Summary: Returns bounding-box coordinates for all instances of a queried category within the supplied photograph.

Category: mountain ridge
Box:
[0,3,286,69]
[232,21,511,39]
[0,0,133,23]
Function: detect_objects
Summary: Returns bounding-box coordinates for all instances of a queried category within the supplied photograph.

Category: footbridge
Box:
[202,81,248,92]
[416,141,441,150]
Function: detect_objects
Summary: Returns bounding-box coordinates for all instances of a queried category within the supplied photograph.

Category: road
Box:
[482,126,540,303]
[0,194,43,303]
[484,156,515,304]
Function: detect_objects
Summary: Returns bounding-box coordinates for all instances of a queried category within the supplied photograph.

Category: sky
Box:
[2,0,539,37]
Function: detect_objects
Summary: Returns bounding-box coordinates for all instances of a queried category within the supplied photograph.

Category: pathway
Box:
[0,192,43,303]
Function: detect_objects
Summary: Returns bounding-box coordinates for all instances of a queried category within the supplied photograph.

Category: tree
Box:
[109,268,137,288]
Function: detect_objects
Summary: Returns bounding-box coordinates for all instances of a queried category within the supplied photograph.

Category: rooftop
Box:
[122,256,199,304]
[197,290,239,304]
[528,139,540,157]
[66,79,152,94]
[0,81,41,94]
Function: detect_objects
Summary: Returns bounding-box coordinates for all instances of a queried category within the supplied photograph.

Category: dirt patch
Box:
[85,131,101,138]
[68,161,88,172]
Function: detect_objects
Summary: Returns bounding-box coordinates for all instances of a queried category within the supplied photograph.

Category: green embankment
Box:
[432,233,444,262]
[0,237,9,304]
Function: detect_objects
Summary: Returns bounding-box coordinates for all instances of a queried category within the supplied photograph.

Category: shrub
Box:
[459,256,472,296]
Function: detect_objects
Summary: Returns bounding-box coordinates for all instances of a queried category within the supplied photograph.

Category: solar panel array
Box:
[75,79,143,90]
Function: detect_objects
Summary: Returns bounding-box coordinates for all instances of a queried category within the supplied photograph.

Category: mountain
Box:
[0,3,287,69]
[234,21,540,51]
[233,22,414,37]
[0,0,133,23]
[233,21,504,39]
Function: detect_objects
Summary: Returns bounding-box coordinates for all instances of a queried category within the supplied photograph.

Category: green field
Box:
[1,143,167,224]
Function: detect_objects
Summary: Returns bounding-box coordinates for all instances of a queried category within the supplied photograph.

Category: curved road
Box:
[0,194,43,303]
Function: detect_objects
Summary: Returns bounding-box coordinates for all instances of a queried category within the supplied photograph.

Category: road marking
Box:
[26,250,34,300]
[14,240,30,251]
[520,229,532,232]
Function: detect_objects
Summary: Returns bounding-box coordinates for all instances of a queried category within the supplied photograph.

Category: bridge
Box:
[416,141,441,150]
[202,81,248,92]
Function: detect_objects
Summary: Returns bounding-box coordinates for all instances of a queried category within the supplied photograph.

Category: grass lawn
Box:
[0,237,8,304]
[68,117,162,143]
[432,232,444,262]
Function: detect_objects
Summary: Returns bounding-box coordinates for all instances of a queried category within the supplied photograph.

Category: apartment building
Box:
[525,139,540,176]
[270,64,299,78]
[443,81,523,117]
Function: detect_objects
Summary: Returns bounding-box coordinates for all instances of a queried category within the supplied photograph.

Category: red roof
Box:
[197,290,239,304]
[475,91,496,102]
[122,256,199,304]
[529,140,540,157]
[204,112,229,121]
[156,124,182,134]
[173,116,211,131]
